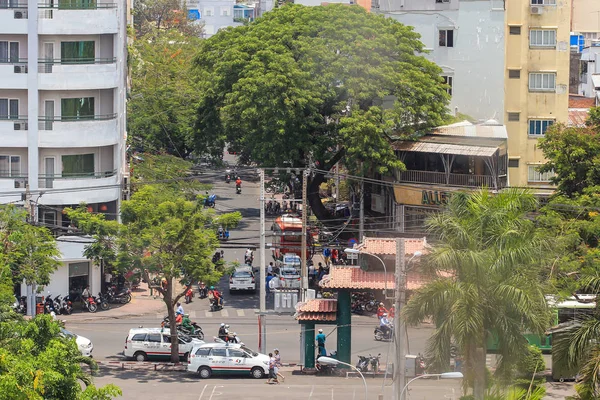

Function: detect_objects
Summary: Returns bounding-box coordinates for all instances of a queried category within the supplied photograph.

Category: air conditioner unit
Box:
[13,121,28,130]
[530,6,542,14]
[13,65,27,74]
[13,10,27,19]
[14,179,26,188]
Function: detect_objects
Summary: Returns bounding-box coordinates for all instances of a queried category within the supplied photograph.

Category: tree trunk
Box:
[473,347,486,400]
[307,149,346,223]
[164,279,180,363]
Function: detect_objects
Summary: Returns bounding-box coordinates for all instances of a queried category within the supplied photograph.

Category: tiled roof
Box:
[296,299,337,313]
[319,267,451,291]
[569,95,596,109]
[296,312,337,322]
[357,237,427,256]
[568,110,589,127]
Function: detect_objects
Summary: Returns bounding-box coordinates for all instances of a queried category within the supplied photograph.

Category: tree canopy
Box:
[192,4,450,220]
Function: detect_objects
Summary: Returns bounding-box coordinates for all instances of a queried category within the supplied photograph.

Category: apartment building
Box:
[187,0,258,37]
[0,0,128,229]
[572,0,600,47]
[380,0,506,122]
[504,0,571,190]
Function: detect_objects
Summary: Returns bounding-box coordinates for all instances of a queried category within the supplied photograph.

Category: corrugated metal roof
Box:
[568,109,589,127]
[394,141,498,157]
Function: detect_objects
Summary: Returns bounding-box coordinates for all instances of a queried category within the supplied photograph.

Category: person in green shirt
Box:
[181,314,194,335]
[316,329,326,356]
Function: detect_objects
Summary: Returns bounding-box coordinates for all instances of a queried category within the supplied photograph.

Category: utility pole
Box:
[24,184,35,317]
[259,169,267,354]
[394,238,406,400]
[359,178,364,242]
[300,169,308,301]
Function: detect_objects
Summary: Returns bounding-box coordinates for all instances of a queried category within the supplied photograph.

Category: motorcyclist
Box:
[235,177,242,189]
[210,286,223,308]
[380,313,392,338]
[245,248,253,264]
[218,323,227,341]
[198,281,207,298]
[376,303,388,320]
[224,324,232,342]
[182,314,195,335]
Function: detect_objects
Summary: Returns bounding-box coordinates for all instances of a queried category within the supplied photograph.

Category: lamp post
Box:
[344,248,392,298]
[317,356,368,400]
[399,372,464,400]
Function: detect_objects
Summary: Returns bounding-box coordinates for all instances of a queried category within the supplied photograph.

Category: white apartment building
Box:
[379,0,506,122]
[0,0,128,230]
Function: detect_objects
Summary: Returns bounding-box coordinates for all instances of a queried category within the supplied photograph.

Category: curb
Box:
[96,361,300,372]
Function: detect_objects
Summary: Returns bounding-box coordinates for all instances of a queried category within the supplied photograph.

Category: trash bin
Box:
[36,303,44,315]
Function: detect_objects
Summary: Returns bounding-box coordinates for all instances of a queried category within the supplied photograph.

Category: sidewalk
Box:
[60,282,166,322]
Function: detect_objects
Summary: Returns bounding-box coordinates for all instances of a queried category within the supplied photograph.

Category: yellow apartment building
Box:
[504,0,571,192]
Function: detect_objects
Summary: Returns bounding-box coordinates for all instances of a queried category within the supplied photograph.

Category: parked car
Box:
[281,253,301,268]
[229,267,256,293]
[278,266,301,289]
[60,328,93,357]
[187,342,269,379]
[124,327,204,362]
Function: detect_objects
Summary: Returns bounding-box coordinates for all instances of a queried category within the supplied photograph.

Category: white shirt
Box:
[245,249,252,258]
[267,264,273,274]
[105,273,112,283]
[82,288,91,298]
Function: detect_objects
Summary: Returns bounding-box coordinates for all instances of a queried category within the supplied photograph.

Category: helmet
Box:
[318,329,323,333]
[225,324,230,328]
[221,323,225,327]
[274,348,279,352]
[379,303,384,306]
[210,286,215,290]
[184,314,189,317]
[383,313,388,317]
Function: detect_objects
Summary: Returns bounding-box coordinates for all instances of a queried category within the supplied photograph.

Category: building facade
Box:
[0,1,128,230]
[504,0,571,190]
[187,0,257,37]
[571,0,600,47]
[381,0,506,122]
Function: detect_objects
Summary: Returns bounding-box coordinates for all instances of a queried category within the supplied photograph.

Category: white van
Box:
[124,327,204,362]
[187,342,270,379]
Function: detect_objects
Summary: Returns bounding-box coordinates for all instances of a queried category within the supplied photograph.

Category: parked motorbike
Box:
[107,286,132,304]
[44,294,55,314]
[356,355,370,372]
[13,295,27,314]
[83,296,98,313]
[369,354,381,374]
[52,295,63,314]
[59,294,73,315]
[316,351,340,376]
[97,292,110,311]
[374,325,394,341]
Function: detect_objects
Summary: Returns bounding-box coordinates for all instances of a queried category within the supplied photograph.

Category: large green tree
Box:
[403,189,552,400]
[192,4,450,221]
[128,30,203,157]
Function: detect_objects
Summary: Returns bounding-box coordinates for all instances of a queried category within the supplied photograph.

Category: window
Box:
[61,97,94,120]
[0,99,19,119]
[528,119,554,136]
[528,166,555,182]
[441,75,453,95]
[195,347,211,356]
[68,261,89,277]
[439,30,454,47]
[531,0,556,4]
[61,41,95,63]
[509,26,521,35]
[530,29,556,47]
[0,41,19,63]
[210,348,227,357]
[204,7,213,16]
[62,154,94,177]
[508,159,519,168]
[220,6,230,16]
[228,349,246,357]
[131,334,146,342]
[508,69,520,79]
[529,72,556,91]
[507,112,520,122]
[58,0,97,9]
[0,155,20,177]
[146,334,161,343]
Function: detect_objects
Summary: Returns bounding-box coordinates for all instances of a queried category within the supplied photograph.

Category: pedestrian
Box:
[323,248,331,266]
[316,328,326,356]
[331,248,338,265]
[317,263,325,282]
[266,353,278,384]
[274,348,285,382]
[308,263,315,286]
[267,262,274,275]
[266,273,274,296]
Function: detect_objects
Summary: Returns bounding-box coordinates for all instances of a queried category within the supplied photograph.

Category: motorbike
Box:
[59,294,73,315]
[316,351,340,376]
[107,286,132,304]
[218,229,230,241]
[13,295,27,314]
[225,174,231,183]
[52,295,63,314]
[356,355,370,372]
[210,296,223,312]
[244,254,254,265]
[178,323,205,340]
[97,292,110,311]
[44,294,55,314]
[83,296,98,313]
[236,185,241,195]
[204,194,216,208]
[374,325,394,341]
[198,286,208,299]
[369,354,381,374]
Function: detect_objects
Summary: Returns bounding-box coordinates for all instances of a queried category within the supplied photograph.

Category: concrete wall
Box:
[572,0,600,34]
[388,0,505,121]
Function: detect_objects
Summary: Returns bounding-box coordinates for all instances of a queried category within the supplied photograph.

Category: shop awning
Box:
[394,141,498,157]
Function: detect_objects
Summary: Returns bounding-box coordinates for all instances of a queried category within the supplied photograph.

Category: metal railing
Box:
[38,113,116,130]
[38,169,117,188]
[38,1,117,9]
[0,58,27,64]
[38,58,115,72]
[0,2,28,8]
[398,170,497,188]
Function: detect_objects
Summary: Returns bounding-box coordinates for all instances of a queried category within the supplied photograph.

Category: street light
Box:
[399,372,464,400]
[344,248,392,298]
[317,357,368,400]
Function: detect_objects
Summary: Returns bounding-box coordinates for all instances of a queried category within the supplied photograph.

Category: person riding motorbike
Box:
[209,286,223,308]
[244,248,253,264]
[218,323,227,341]
[182,314,195,335]
[235,177,242,188]
[376,303,388,320]
[379,313,392,338]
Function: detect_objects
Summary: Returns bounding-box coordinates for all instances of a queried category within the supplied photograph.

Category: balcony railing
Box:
[0,174,28,188]
[38,1,117,9]
[0,2,28,8]
[38,57,116,72]
[398,170,497,188]
[38,113,116,130]
[0,116,29,130]
[38,169,117,188]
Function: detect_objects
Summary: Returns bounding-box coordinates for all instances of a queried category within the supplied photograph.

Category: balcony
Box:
[0,3,28,34]
[38,58,117,90]
[38,170,120,205]
[38,114,118,147]
[398,170,503,189]
[0,116,28,147]
[38,1,118,35]
[0,59,28,89]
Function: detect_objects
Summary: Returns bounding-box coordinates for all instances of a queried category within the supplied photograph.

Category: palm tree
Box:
[553,276,600,398]
[403,188,552,400]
